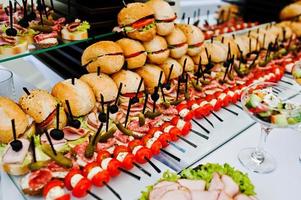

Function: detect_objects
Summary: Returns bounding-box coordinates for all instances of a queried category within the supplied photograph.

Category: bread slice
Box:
[2,153,32,176]
[61,28,88,41]
[0,40,28,56]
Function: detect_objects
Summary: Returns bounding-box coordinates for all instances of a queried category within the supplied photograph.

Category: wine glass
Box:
[0,68,16,100]
[239,81,301,173]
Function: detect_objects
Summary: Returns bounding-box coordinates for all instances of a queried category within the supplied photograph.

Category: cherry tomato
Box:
[96,150,111,164]
[113,146,135,170]
[43,179,66,197]
[83,162,110,187]
[72,178,91,198]
[97,150,121,177]
[128,140,152,164]
[148,127,171,147]
[176,103,194,121]
[143,136,162,155]
[161,123,178,141]
[55,194,71,200]
[65,168,81,190]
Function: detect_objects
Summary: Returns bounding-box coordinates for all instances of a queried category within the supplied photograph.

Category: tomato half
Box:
[65,168,82,190]
[43,179,65,197]
[72,178,91,198]
[132,18,154,29]
[92,170,110,187]
[96,150,111,165]
[106,159,121,177]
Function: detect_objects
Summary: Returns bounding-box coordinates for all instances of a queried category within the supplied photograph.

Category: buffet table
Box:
[1,66,300,200]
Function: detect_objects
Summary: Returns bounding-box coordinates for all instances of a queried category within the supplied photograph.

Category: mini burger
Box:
[192,41,228,65]
[178,55,195,72]
[80,73,118,104]
[51,79,96,117]
[177,24,205,56]
[1,97,34,175]
[116,38,147,69]
[81,41,124,74]
[146,0,176,36]
[19,89,67,131]
[135,64,166,93]
[279,2,301,21]
[117,3,156,42]
[166,26,188,59]
[160,58,183,80]
[143,35,170,64]
[215,35,240,58]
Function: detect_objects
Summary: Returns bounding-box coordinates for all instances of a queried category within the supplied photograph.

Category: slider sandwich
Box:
[116,38,147,69]
[81,41,125,74]
[117,3,156,42]
[143,35,170,64]
[0,97,35,175]
[177,24,205,56]
[146,0,176,36]
[166,26,188,59]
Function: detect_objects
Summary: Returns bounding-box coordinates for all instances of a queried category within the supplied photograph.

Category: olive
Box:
[6,28,17,36]
[98,112,107,123]
[11,140,23,152]
[70,119,81,129]
[130,96,139,105]
[50,129,64,140]
[18,18,29,28]
[151,93,159,102]
[109,104,119,114]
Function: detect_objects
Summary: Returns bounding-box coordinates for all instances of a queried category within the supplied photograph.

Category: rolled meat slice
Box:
[177,179,206,191]
[149,182,180,200]
[218,191,232,200]
[160,189,192,200]
[2,139,30,164]
[221,175,239,197]
[234,194,253,200]
[191,190,219,200]
[209,173,224,192]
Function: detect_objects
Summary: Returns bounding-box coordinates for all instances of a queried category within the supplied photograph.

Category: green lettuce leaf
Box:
[76,21,90,32]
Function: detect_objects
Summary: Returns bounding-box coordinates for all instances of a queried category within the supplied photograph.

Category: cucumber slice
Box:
[245,94,262,109]
[271,114,288,127]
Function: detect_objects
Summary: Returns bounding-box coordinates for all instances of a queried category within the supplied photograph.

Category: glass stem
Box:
[251,125,272,164]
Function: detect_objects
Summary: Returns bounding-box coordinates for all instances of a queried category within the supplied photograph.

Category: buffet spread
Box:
[1,0,301,200]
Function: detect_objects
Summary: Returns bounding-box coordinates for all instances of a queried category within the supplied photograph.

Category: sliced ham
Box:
[162,106,178,116]
[191,190,219,200]
[149,182,181,200]
[87,112,101,130]
[40,131,67,145]
[154,181,177,189]
[209,173,224,192]
[67,21,80,32]
[177,179,206,191]
[34,31,58,43]
[218,191,232,200]
[221,175,239,197]
[234,194,253,200]
[160,189,192,200]
[2,139,30,164]
[72,142,96,166]
[63,126,88,141]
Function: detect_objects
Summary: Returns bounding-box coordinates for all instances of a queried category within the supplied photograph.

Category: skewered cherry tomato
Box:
[83,162,110,187]
[96,150,121,177]
[113,145,135,170]
[148,127,171,147]
[176,103,194,121]
[142,135,162,155]
[43,179,70,200]
[128,140,152,164]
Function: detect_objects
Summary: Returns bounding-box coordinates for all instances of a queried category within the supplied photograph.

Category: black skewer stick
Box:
[233,103,243,110]
[160,84,166,103]
[6,1,17,36]
[205,10,210,26]
[176,76,181,101]
[151,71,163,112]
[184,74,189,97]
[67,0,70,20]
[133,163,151,177]
[31,136,36,162]
[28,0,36,20]
[279,79,293,85]
[110,83,122,114]
[23,87,30,95]
[37,0,44,26]
[50,104,64,140]
[65,100,81,128]
[160,149,181,162]
[177,135,197,148]
[106,103,110,132]
[103,182,121,200]
[145,157,161,173]
[92,123,103,145]
[196,56,204,82]
[193,8,201,26]
[181,58,188,82]
[10,119,23,151]
[98,94,107,123]
[187,17,190,25]
[97,67,101,76]
[42,0,49,19]
[222,107,239,116]
[119,167,141,180]
[18,0,29,28]
[202,115,214,128]
[122,0,127,7]
[192,119,210,134]
[86,190,103,200]
[164,64,174,90]
[44,130,57,156]
[142,91,148,114]
[131,78,144,105]
[190,129,209,140]
[181,12,185,22]
[210,111,223,122]
[124,99,131,127]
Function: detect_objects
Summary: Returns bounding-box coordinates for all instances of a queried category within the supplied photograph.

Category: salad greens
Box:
[140,163,256,200]
[76,21,90,32]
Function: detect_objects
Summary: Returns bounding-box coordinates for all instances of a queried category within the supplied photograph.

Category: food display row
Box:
[1,0,301,200]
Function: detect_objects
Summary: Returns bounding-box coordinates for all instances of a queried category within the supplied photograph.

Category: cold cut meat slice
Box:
[209,173,224,192]
[177,179,206,191]
[221,175,239,197]
[218,191,232,200]
[191,190,219,200]
[160,189,192,200]
[154,181,177,189]
[2,139,30,164]
[63,126,88,141]
[234,194,253,200]
[149,182,180,200]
